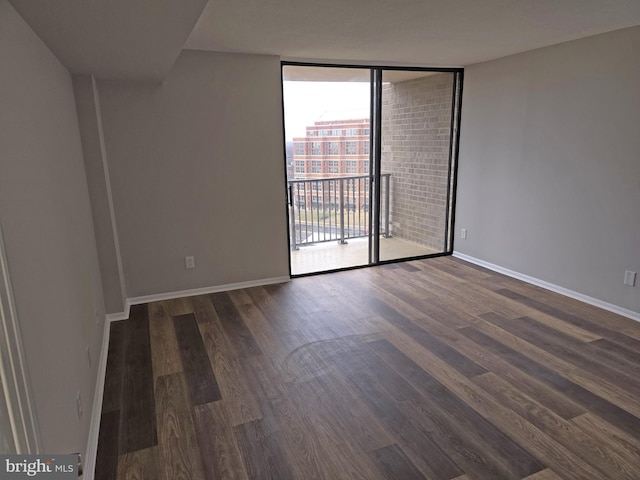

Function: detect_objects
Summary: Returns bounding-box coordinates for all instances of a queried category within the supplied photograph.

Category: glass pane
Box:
[379,70,456,261]
[282,65,371,275]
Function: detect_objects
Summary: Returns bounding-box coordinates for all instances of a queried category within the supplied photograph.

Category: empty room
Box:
[1,1,639,479]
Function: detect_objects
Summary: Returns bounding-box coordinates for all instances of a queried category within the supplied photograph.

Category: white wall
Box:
[97,50,290,299]
[73,76,127,314]
[0,0,105,456]
[456,25,640,314]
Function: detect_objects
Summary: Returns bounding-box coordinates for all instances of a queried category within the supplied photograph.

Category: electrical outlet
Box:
[185,256,195,269]
[624,270,636,287]
[461,228,467,239]
[76,391,83,420]
[86,345,92,367]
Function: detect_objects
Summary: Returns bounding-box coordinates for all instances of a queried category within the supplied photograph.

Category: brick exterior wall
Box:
[381,73,453,250]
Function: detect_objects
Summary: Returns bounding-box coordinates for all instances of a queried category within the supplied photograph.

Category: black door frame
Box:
[281,61,464,277]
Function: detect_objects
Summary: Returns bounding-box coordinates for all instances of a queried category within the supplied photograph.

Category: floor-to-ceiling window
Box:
[282,64,463,276]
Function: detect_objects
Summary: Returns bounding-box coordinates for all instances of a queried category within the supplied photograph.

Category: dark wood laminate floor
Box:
[95,257,640,480]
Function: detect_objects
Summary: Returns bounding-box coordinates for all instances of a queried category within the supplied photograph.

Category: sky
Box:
[282,81,370,140]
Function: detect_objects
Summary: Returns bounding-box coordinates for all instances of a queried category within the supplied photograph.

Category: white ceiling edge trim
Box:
[280,56,464,69]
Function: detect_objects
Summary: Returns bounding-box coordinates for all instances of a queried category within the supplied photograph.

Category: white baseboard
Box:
[105,304,130,322]
[83,315,114,480]
[453,252,640,323]
[103,276,291,321]
[127,276,291,306]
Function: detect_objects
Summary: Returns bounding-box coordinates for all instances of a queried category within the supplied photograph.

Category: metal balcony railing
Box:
[287,174,391,249]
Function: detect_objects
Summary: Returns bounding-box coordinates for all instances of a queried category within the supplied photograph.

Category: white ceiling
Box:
[186,0,640,67]
[8,0,208,80]
[9,0,640,80]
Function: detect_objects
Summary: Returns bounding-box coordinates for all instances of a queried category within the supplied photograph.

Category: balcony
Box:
[288,174,439,275]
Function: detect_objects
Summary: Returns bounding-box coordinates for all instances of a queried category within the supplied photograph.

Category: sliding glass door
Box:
[378,69,460,261]
[282,64,462,276]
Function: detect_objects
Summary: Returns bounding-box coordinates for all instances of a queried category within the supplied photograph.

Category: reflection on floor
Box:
[290,236,439,275]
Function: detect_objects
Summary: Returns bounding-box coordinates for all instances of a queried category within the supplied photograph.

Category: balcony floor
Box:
[290,236,440,275]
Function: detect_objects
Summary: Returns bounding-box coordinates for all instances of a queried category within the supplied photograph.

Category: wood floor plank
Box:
[116,447,159,480]
[495,288,640,349]
[240,355,329,480]
[386,330,607,480]
[329,342,465,480]
[347,275,587,422]
[283,379,387,480]
[227,288,254,307]
[570,413,640,469]
[119,304,157,454]
[172,313,222,405]
[235,302,293,374]
[482,314,640,395]
[245,286,302,333]
[95,410,120,480]
[193,402,249,480]
[361,279,585,414]
[369,338,545,479]
[198,320,262,425]
[491,281,640,340]
[148,302,182,379]
[469,313,640,419]
[369,444,428,480]
[436,274,602,342]
[155,372,205,480]
[473,372,639,480]
[234,419,295,480]
[368,297,487,377]
[263,282,317,318]
[102,320,126,414]
[162,297,194,317]
[458,326,640,443]
[368,270,477,328]
[190,294,220,324]
[589,337,640,368]
[210,292,263,357]
[286,371,395,453]
[523,469,565,480]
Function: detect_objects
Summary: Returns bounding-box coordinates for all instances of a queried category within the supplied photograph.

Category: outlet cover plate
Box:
[624,270,636,286]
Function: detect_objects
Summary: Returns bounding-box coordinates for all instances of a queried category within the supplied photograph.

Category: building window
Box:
[311,160,322,173]
[332,129,341,136]
[328,142,339,155]
[347,128,358,136]
[364,140,370,155]
[294,143,305,155]
[311,141,321,155]
[328,160,339,174]
[346,159,357,173]
[346,141,357,155]
[364,128,370,135]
